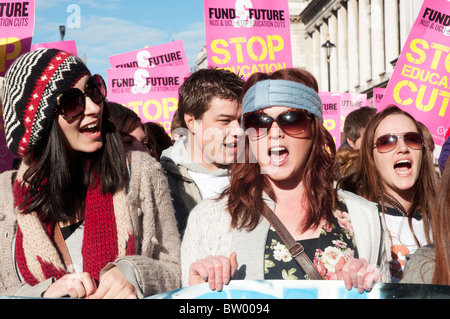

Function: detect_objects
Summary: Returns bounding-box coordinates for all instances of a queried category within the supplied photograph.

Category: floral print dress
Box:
[264,199,358,280]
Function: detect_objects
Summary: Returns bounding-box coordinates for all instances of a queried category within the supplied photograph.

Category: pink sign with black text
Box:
[107,41,191,134]
[380,0,450,148]
[31,40,78,56]
[320,92,342,148]
[109,40,190,78]
[107,67,184,134]
[373,88,386,110]
[0,0,35,172]
[204,0,292,79]
[0,0,35,76]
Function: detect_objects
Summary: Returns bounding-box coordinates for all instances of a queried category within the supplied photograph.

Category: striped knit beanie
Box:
[1,49,90,157]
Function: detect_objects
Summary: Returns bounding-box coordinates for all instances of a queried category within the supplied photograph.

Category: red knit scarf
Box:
[14,168,135,285]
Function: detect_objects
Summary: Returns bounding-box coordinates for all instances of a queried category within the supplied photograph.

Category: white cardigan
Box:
[181,189,384,287]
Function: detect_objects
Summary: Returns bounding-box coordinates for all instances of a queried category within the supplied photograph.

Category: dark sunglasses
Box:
[56,74,107,121]
[243,109,310,138]
[373,132,423,153]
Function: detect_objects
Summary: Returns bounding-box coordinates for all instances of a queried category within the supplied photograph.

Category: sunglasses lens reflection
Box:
[59,75,107,120]
[376,132,422,153]
[278,111,308,136]
[244,110,308,137]
[59,89,85,119]
[404,132,423,150]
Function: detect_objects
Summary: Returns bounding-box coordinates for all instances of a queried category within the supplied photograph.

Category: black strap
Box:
[263,203,324,280]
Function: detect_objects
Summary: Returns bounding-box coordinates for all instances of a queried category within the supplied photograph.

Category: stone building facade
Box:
[290,0,424,96]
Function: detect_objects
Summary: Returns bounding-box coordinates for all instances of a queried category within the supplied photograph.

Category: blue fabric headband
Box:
[242,79,323,122]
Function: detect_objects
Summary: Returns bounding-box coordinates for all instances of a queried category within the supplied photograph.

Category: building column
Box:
[337,4,349,93]
[358,0,372,89]
[311,29,322,85]
[290,16,305,69]
[347,0,359,92]
[384,1,399,76]
[399,0,423,49]
[371,0,386,83]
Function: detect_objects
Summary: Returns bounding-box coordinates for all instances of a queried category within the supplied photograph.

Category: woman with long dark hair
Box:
[0,49,180,298]
[181,68,384,293]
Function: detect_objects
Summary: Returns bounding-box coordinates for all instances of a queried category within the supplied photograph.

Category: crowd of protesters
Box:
[0,49,448,298]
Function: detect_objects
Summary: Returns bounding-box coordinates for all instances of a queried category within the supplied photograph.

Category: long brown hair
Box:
[430,159,450,285]
[221,68,337,232]
[337,106,438,244]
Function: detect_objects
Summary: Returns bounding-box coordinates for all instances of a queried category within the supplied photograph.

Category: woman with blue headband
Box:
[181,68,385,293]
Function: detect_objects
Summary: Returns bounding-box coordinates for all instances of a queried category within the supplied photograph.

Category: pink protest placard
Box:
[320,92,341,149]
[0,0,35,172]
[380,0,450,148]
[107,67,184,134]
[31,40,78,56]
[109,40,190,78]
[0,0,34,76]
[373,87,386,110]
[339,93,369,132]
[204,0,292,79]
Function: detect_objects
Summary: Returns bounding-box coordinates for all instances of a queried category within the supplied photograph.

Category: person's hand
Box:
[189,252,238,291]
[43,272,97,298]
[88,267,137,299]
[335,257,381,293]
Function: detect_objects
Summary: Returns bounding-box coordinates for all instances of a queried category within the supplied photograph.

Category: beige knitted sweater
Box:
[0,151,181,298]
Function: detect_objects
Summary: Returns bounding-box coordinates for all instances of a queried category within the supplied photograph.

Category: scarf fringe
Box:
[14,162,135,285]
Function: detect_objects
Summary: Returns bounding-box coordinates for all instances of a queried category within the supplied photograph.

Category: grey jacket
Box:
[160,136,228,236]
[402,246,435,284]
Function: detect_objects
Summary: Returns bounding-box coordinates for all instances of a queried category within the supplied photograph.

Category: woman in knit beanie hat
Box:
[182,68,383,293]
[0,49,180,298]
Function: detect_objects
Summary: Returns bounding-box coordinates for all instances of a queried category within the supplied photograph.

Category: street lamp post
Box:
[59,25,66,41]
[321,34,335,92]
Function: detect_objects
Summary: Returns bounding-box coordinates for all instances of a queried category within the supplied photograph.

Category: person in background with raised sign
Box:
[160,68,245,237]
[181,68,383,293]
[0,49,180,298]
[337,106,440,283]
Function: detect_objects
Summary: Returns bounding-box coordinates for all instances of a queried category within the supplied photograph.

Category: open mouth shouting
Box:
[80,121,101,139]
[268,146,289,166]
[393,159,412,176]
